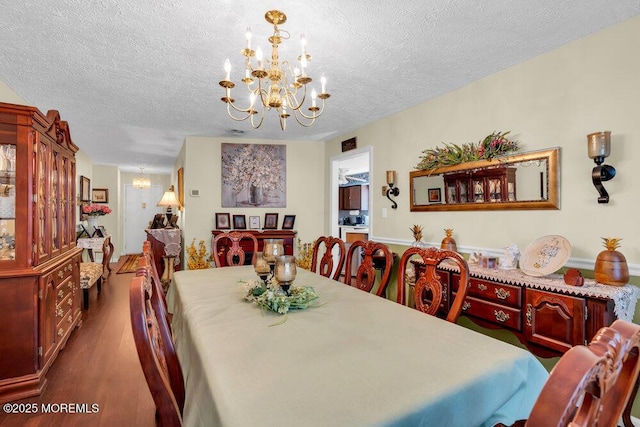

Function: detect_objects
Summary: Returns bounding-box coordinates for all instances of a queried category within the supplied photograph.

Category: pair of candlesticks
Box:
[254,238,297,294]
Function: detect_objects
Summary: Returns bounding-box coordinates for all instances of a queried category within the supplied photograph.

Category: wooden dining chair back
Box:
[344,240,393,297]
[311,236,346,281]
[137,256,171,332]
[130,276,185,426]
[212,231,258,267]
[397,246,470,323]
[497,320,640,427]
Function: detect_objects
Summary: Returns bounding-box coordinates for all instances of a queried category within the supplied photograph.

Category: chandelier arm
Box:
[225,103,255,121]
[249,107,266,129]
[283,84,307,112]
[289,111,317,128]
[291,99,326,121]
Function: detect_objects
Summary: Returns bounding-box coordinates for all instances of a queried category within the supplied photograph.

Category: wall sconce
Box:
[385,170,399,209]
[587,131,616,204]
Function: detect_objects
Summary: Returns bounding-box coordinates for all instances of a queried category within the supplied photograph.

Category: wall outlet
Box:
[382,207,388,218]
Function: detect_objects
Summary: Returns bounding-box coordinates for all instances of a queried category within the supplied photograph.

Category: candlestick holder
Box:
[275,255,297,296]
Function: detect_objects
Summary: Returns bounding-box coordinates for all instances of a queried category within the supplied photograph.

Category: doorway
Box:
[330,147,372,238]
[123,184,164,255]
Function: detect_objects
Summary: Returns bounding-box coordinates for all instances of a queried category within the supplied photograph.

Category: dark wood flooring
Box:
[0,258,155,427]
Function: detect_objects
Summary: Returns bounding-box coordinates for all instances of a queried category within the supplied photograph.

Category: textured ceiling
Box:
[1,1,639,174]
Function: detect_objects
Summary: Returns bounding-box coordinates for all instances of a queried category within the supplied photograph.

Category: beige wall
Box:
[326,15,640,277]
[181,136,325,258]
[0,80,27,105]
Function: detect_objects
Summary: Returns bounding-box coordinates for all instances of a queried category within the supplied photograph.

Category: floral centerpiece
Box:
[416,131,519,171]
[241,279,319,315]
[82,204,112,216]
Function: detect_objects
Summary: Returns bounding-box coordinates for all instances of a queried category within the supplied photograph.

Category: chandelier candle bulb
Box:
[321,75,326,93]
[224,59,231,81]
[256,46,263,69]
[245,27,252,49]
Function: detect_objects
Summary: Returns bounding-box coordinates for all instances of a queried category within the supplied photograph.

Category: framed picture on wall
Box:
[233,214,247,229]
[92,188,109,203]
[249,216,260,230]
[264,213,279,229]
[282,215,296,230]
[216,213,231,230]
[80,176,91,202]
[428,188,441,204]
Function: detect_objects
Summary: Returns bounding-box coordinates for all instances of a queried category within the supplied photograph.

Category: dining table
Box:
[171,265,549,427]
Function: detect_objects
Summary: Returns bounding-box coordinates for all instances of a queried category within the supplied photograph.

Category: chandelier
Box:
[133,167,151,189]
[218,10,330,130]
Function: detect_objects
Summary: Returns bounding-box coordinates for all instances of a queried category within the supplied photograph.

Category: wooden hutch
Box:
[444,166,516,204]
[0,103,82,402]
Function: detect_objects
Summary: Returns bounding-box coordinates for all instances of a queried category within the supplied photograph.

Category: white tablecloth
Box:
[172,266,548,427]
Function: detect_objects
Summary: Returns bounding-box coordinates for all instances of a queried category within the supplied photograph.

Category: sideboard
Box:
[211,230,297,267]
[412,261,639,358]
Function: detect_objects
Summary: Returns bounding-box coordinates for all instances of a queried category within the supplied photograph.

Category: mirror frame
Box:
[410,147,560,211]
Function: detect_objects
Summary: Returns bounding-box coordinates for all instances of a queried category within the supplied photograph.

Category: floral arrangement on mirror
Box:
[82,204,112,216]
[416,131,519,171]
[186,239,211,270]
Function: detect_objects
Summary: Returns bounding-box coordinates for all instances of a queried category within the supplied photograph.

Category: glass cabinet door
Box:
[0,143,16,261]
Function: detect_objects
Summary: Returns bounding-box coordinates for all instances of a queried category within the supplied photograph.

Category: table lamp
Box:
[157,185,180,228]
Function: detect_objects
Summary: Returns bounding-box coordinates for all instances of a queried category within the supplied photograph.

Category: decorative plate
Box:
[519,235,571,277]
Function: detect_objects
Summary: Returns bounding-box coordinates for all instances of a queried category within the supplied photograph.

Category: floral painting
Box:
[221,143,286,207]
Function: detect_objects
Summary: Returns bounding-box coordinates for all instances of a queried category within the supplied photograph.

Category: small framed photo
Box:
[233,214,247,229]
[92,188,109,203]
[282,215,296,230]
[264,213,279,230]
[249,216,260,230]
[428,188,442,204]
[216,212,231,230]
[93,225,107,238]
[80,176,91,202]
[150,214,165,229]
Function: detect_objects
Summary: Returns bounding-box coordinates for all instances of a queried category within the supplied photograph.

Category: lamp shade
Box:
[157,187,180,208]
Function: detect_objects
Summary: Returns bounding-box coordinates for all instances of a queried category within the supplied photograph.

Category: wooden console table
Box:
[211,230,297,267]
[412,261,640,358]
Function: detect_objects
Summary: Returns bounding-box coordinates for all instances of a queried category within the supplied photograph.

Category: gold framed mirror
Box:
[410,147,560,211]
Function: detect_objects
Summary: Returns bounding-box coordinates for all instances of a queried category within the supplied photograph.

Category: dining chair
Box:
[495,319,640,427]
[344,240,393,297]
[130,275,184,426]
[397,246,470,323]
[311,236,346,281]
[137,256,171,331]
[212,231,259,267]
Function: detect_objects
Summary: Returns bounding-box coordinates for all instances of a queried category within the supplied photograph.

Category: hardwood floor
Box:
[0,258,155,427]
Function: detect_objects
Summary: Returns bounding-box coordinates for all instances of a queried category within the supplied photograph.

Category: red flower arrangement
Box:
[82,204,112,216]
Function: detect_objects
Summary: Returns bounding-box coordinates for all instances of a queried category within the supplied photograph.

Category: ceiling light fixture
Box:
[219,10,330,130]
[133,166,151,189]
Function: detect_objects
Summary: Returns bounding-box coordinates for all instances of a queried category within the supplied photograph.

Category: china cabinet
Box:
[443,166,516,204]
[0,102,82,403]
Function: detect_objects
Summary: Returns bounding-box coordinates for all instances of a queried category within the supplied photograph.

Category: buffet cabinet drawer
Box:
[457,294,522,331]
[452,274,522,308]
[55,277,75,302]
[51,261,75,288]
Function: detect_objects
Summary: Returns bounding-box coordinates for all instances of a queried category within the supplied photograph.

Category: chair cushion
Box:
[80,262,103,289]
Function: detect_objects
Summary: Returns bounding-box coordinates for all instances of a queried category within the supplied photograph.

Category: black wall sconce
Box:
[587,131,616,204]
[385,170,399,209]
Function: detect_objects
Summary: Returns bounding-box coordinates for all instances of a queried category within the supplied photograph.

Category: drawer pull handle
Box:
[58,328,64,337]
[58,290,64,299]
[58,271,64,278]
[526,304,533,327]
[57,307,64,317]
[477,283,487,291]
[68,315,73,323]
[495,288,510,300]
[67,298,73,306]
[494,310,510,323]
[462,301,471,311]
